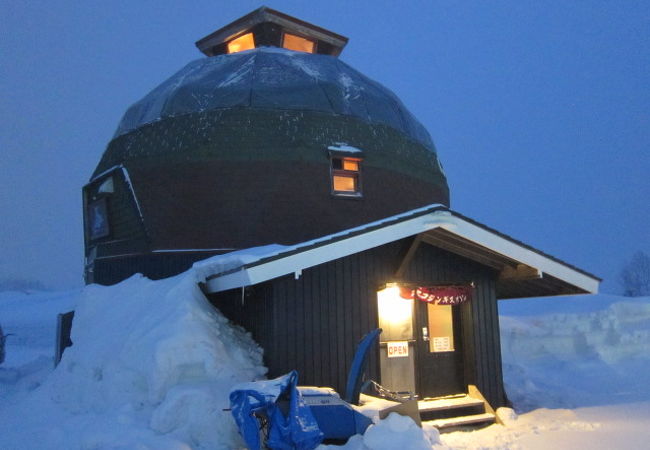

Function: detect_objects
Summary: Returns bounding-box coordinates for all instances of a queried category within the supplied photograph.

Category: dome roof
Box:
[115,47,435,151]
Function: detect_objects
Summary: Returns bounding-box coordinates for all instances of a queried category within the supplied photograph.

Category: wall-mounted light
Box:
[377,285,413,340]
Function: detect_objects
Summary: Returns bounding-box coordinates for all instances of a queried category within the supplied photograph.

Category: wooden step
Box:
[425,412,496,430]
[418,395,484,413]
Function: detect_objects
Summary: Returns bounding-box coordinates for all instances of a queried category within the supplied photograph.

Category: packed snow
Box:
[1,271,649,449]
[327,143,364,154]
[0,272,266,449]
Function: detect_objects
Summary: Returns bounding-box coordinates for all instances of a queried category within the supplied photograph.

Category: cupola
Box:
[195,6,348,57]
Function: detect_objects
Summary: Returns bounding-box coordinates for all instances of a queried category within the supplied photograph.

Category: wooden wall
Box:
[406,243,505,407]
[208,238,508,408]
[91,251,222,285]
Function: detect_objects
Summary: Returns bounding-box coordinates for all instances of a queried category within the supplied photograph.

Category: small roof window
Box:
[331,156,362,197]
[227,33,255,54]
[282,33,315,53]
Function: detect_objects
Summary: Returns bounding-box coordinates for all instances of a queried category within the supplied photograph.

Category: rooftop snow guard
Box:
[114,48,436,151]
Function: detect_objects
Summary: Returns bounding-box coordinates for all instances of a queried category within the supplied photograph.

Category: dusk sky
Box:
[1,0,648,293]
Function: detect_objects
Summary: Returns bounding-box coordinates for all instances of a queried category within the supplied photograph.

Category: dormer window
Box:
[227,33,255,54]
[282,33,315,53]
[331,156,362,197]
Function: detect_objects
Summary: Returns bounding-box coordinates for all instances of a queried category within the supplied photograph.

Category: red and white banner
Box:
[399,285,472,305]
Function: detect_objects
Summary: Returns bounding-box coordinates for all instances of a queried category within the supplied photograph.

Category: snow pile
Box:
[0,272,266,449]
[499,294,650,410]
[319,413,440,450]
[3,278,650,450]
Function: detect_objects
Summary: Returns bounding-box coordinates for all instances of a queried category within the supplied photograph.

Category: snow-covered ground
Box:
[1,275,648,449]
[444,294,650,449]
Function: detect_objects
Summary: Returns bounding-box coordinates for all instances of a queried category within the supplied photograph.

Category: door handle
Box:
[422,327,429,341]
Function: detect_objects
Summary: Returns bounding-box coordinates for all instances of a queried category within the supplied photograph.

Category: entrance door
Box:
[415,301,465,398]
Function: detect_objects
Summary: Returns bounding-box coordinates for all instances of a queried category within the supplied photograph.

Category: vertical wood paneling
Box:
[208,239,507,407]
[335,259,346,390]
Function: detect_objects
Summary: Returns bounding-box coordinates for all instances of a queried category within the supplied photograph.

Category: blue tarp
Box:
[229,371,323,450]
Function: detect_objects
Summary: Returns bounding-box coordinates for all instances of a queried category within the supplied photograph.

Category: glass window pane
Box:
[88,198,110,240]
[332,158,343,170]
[343,160,359,171]
[333,174,357,192]
[227,33,255,54]
[283,33,315,53]
[427,304,455,352]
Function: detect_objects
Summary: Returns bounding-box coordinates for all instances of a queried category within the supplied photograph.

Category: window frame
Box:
[227,32,256,54]
[281,32,317,54]
[330,155,363,198]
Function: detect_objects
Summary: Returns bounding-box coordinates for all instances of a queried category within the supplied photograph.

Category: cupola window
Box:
[282,33,316,53]
[227,33,255,54]
[331,156,362,196]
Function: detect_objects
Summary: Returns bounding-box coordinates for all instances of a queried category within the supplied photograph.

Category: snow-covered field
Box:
[1,274,649,449]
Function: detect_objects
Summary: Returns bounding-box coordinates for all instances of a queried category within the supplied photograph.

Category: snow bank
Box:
[3,279,650,450]
[0,289,79,368]
[0,272,266,449]
[500,294,650,410]
[439,294,650,450]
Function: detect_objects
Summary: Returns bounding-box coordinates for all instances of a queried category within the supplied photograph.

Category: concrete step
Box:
[425,412,496,430]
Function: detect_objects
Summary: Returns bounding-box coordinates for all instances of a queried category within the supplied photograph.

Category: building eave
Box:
[203,205,600,297]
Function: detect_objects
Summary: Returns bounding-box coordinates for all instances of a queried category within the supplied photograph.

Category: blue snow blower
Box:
[229,329,381,449]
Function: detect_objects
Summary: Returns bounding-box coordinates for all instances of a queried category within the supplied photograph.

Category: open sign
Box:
[387,341,409,358]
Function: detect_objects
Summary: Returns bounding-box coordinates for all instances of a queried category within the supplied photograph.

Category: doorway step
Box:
[418,390,496,431]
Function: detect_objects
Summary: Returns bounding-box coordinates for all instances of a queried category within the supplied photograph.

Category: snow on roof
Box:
[198,204,600,295]
[328,142,364,154]
[113,48,435,151]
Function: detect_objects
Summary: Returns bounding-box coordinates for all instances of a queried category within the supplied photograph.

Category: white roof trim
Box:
[439,216,599,294]
[204,209,599,295]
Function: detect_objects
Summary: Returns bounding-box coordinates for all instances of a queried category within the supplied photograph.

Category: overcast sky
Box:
[1,0,648,293]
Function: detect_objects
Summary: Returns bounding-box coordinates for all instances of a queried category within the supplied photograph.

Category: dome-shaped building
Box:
[74,8,601,428]
[84,7,448,285]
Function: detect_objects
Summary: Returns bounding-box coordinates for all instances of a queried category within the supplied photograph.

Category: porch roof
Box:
[200,204,600,299]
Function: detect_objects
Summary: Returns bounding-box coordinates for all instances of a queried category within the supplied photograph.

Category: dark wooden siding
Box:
[208,239,507,408]
[91,108,447,255]
[401,243,506,407]
[84,170,148,255]
[92,251,222,285]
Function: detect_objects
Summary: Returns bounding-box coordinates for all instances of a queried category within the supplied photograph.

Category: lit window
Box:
[427,304,455,353]
[331,156,362,196]
[227,33,255,54]
[282,33,315,53]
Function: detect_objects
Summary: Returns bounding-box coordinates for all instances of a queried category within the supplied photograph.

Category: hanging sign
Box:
[399,285,472,305]
[387,341,409,358]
